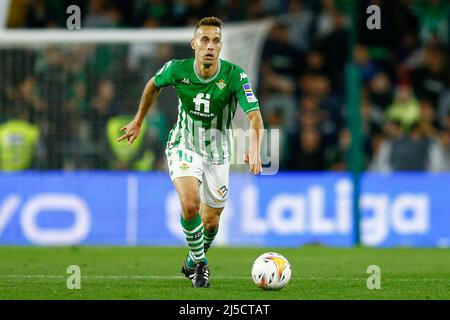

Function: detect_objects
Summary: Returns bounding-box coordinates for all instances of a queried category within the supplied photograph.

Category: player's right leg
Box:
[173,177,211,288]
[167,148,210,288]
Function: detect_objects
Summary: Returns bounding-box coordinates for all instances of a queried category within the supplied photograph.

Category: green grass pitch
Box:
[0,246,449,300]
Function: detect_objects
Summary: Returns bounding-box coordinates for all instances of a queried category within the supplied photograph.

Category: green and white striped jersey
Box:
[154,57,260,164]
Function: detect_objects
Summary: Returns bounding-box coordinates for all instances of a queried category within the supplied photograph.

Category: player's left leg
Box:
[198,161,229,251]
[200,203,223,253]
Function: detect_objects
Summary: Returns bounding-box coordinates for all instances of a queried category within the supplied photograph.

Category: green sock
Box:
[204,226,218,253]
[185,252,208,269]
[181,213,206,266]
[186,253,196,269]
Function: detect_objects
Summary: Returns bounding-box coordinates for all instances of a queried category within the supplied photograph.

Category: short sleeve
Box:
[231,67,260,115]
[154,60,174,88]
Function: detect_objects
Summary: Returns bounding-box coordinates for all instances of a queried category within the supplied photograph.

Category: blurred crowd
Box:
[1,0,450,172]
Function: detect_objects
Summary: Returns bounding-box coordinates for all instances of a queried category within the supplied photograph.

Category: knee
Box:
[181,197,200,219]
[203,215,220,232]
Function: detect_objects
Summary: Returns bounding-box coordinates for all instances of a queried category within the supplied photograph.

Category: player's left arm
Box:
[231,67,264,175]
[245,110,264,175]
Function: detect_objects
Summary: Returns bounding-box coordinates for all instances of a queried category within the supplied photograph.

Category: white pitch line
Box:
[1,275,449,282]
[306,277,450,282]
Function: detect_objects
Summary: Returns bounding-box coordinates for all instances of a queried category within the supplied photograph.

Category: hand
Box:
[116,120,141,145]
[244,152,262,175]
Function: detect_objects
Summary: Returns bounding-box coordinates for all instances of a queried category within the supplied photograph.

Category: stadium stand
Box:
[1,0,449,171]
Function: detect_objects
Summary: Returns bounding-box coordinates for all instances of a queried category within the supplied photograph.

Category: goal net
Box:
[0,20,273,172]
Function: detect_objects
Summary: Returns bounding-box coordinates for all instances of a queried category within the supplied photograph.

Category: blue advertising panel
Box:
[0,172,449,247]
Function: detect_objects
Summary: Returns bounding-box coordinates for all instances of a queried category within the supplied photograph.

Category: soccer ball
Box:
[251,252,291,291]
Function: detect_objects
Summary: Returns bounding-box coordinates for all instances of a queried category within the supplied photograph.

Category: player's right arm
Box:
[116,77,161,144]
[117,60,174,144]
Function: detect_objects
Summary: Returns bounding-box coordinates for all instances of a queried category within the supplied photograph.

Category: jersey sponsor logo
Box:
[192,93,216,117]
[181,78,191,85]
[193,93,210,113]
[190,110,216,118]
[240,72,248,81]
[216,79,227,90]
[243,83,258,103]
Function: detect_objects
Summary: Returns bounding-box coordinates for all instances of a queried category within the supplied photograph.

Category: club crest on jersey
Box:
[216,79,227,90]
[179,163,190,171]
[243,83,257,103]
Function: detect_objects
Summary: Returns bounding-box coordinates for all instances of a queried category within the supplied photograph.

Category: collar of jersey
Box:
[193,59,221,83]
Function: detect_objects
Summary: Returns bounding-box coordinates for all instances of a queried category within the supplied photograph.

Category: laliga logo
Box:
[0,193,91,245]
[240,179,430,246]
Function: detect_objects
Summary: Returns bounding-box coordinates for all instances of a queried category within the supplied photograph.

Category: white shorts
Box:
[166,147,229,208]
